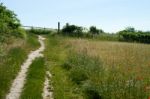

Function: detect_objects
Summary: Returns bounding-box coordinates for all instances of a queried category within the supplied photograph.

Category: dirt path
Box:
[43,71,53,99]
[6,36,45,99]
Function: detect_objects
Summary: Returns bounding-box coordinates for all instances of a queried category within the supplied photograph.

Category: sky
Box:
[1,0,150,33]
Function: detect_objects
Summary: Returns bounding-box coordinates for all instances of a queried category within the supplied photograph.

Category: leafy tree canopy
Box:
[89,26,103,34]
[0,3,21,34]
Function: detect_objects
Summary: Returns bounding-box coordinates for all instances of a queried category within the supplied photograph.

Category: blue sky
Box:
[1,0,150,32]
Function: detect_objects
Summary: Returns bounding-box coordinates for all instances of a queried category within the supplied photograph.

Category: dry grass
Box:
[69,39,150,77]
[43,35,150,98]
[66,39,150,98]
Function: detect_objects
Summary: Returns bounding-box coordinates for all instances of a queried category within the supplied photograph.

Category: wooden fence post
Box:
[58,22,60,34]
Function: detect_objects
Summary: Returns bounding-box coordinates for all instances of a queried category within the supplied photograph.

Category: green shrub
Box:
[82,81,102,99]
[118,27,150,43]
[63,52,105,98]
[61,23,83,37]
[89,26,103,35]
[0,3,25,39]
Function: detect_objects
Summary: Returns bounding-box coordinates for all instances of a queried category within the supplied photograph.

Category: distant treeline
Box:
[60,24,150,44]
[27,24,150,44]
[61,23,104,37]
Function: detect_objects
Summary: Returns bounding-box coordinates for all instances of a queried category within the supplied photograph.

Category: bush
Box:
[63,52,105,98]
[63,52,102,84]
[119,31,150,43]
[82,81,102,99]
[0,3,25,41]
[89,26,103,35]
[61,23,83,37]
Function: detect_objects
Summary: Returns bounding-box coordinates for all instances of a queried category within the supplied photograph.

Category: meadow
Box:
[0,31,150,99]
[1,2,150,99]
[45,35,150,99]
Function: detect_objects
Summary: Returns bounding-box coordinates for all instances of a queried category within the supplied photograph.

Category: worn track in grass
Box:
[6,36,45,99]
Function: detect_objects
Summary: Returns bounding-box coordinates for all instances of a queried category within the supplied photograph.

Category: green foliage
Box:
[61,23,83,37]
[118,28,150,43]
[0,3,23,39]
[124,27,135,32]
[89,26,103,35]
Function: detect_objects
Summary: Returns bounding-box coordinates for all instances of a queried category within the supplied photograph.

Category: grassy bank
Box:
[21,57,45,99]
[0,33,40,99]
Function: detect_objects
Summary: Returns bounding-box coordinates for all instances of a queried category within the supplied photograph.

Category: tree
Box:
[89,26,101,35]
[118,27,150,43]
[124,27,135,33]
[0,3,21,35]
[62,23,83,37]
[99,29,104,34]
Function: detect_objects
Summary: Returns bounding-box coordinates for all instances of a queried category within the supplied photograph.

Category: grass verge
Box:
[21,57,46,99]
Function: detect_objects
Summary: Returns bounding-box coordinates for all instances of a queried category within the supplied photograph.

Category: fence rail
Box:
[22,26,53,30]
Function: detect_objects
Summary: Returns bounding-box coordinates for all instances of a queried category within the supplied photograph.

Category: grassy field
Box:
[0,33,40,99]
[1,33,149,99]
[21,57,46,99]
[44,35,150,99]
[67,39,150,98]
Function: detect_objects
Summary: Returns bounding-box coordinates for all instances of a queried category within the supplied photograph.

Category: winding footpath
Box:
[6,36,47,99]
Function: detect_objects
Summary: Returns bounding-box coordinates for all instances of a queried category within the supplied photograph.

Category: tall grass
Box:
[43,34,150,98]
[64,52,149,98]
[84,33,119,41]
[65,39,150,99]
[25,33,40,51]
[44,35,83,99]
[21,57,45,99]
[0,33,40,99]
[0,47,26,99]
[44,35,150,98]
